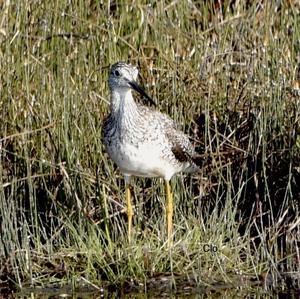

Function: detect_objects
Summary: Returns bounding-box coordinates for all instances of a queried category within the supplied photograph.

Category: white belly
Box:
[108,141,177,179]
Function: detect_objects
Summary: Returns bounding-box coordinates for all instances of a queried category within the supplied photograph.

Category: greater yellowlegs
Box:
[103,61,200,245]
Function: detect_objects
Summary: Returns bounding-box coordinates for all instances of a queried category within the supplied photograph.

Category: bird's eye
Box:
[114,70,120,77]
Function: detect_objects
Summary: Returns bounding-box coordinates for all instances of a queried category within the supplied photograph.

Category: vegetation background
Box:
[0,0,299,295]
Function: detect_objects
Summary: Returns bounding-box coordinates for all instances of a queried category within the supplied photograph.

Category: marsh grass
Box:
[0,0,299,294]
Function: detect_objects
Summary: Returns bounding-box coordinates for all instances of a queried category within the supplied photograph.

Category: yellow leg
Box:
[165,180,173,247]
[125,183,133,242]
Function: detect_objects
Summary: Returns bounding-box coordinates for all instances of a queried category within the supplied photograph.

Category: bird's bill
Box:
[128,80,156,106]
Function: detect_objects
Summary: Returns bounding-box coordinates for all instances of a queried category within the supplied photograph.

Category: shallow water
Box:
[3,283,299,299]
[2,271,299,299]
[8,289,300,299]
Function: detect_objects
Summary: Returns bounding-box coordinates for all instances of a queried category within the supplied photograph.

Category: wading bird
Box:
[103,62,200,246]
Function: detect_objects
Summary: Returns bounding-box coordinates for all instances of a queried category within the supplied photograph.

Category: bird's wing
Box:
[138,104,201,167]
[156,111,201,167]
[167,128,201,166]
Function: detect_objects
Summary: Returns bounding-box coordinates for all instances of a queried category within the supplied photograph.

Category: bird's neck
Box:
[110,88,139,116]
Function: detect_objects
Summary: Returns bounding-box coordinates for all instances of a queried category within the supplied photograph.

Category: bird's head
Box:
[108,61,156,106]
